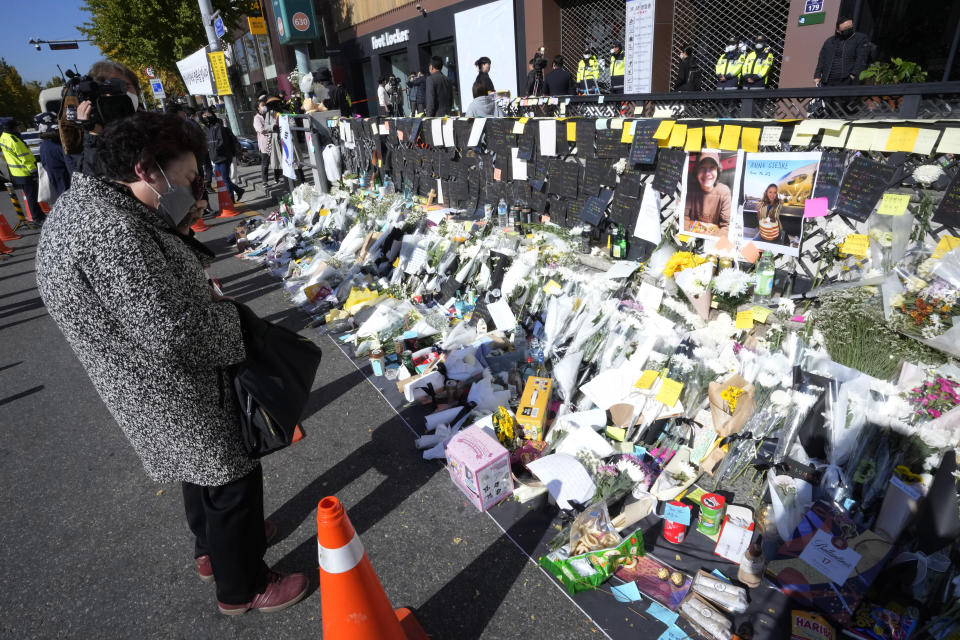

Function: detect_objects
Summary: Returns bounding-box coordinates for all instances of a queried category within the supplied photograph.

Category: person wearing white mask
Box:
[252,100,274,188]
[35,111,309,616]
[715,36,745,89]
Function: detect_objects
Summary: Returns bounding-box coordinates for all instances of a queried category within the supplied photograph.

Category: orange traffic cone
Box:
[0,213,22,241]
[316,496,429,640]
[0,236,13,255]
[214,170,240,218]
[191,216,212,232]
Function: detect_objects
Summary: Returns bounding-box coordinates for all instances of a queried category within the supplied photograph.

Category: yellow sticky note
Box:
[936,128,960,154]
[668,124,688,148]
[736,309,754,330]
[877,193,911,216]
[543,279,562,295]
[656,378,684,407]
[742,127,762,153]
[621,121,636,143]
[885,127,920,153]
[684,128,703,152]
[705,126,722,149]
[933,235,960,260]
[840,234,870,257]
[605,426,626,442]
[653,120,675,141]
[318,208,330,216]
[512,120,525,134]
[392,257,400,268]
[635,370,660,389]
[845,127,876,150]
[566,122,577,141]
[519,116,529,124]
[719,125,741,151]
[751,306,773,323]
[658,136,670,148]
[678,233,692,243]
[821,125,850,148]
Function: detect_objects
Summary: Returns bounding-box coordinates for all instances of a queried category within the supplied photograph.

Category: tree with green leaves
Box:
[78,0,250,95]
[0,59,39,128]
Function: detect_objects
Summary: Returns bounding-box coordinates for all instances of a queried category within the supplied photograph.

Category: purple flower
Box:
[929,409,942,418]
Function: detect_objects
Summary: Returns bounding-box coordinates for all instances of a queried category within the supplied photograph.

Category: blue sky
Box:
[1,0,104,84]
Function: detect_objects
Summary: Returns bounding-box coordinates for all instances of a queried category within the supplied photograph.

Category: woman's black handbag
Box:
[231,303,323,458]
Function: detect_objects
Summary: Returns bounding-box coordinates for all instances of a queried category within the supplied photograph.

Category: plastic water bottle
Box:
[497,198,508,228]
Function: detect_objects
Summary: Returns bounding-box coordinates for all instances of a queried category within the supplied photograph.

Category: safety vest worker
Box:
[741,38,775,89]
[608,44,625,94]
[576,53,601,94]
[715,38,745,90]
[0,122,38,179]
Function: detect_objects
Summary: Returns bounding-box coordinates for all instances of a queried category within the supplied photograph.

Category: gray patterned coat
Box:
[36,172,258,486]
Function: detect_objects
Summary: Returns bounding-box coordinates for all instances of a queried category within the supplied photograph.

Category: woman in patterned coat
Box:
[35,112,307,615]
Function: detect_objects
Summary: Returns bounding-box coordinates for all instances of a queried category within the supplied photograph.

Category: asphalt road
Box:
[0,172,602,640]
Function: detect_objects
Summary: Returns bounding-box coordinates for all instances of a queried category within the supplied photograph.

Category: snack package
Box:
[540,528,645,595]
[679,592,733,640]
[792,610,835,640]
[843,603,919,640]
[570,501,622,555]
[692,570,748,614]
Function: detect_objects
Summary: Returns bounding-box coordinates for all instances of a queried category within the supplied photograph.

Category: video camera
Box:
[388,75,401,89]
[62,70,134,127]
[532,46,547,71]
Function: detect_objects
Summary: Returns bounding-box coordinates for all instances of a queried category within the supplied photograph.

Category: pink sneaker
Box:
[217,570,308,615]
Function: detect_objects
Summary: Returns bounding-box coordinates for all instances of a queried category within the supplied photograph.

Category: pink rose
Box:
[930,409,942,418]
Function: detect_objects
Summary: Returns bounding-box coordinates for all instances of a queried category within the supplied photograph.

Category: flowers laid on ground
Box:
[710,268,754,310]
[663,251,708,278]
[905,375,960,422]
[720,385,745,413]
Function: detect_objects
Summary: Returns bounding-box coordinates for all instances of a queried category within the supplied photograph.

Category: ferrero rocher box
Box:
[515,376,552,440]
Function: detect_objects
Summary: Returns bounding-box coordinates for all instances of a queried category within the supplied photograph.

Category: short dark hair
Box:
[88,60,139,93]
[430,56,443,71]
[683,45,694,56]
[553,55,564,68]
[97,112,205,183]
[475,56,490,68]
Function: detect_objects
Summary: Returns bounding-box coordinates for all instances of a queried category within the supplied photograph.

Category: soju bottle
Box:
[754,251,775,297]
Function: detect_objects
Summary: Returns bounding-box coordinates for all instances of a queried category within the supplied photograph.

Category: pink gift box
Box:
[445,425,514,511]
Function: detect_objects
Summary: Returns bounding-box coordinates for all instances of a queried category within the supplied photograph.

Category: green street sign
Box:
[272,0,320,44]
[799,11,826,26]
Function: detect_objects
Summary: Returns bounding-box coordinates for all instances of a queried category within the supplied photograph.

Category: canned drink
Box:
[663,500,691,544]
[401,350,414,370]
[697,493,727,536]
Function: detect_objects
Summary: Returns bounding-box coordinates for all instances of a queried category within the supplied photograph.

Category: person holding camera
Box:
[524,48,548,96]
[35,111,308,616]
[425,57,454,117]
[0,117,43,223]
[202,110,244,203]
[407,71,426,115]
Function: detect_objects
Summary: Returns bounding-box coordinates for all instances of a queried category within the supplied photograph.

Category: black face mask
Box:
[836,27,854,39]
[203,117,217,126]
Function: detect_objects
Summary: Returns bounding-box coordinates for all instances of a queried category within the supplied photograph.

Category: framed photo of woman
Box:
[739,151,822,257]
[679,149,743,242]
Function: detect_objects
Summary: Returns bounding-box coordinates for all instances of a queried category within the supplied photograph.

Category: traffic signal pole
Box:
[197,0,241,135]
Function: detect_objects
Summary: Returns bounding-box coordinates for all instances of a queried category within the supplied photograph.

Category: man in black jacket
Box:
[202,111,244,203]
[407,71,426,114]
[814,17,870,86]
[545,55,576,96]
[315,68,351,116]
[425,56,454,117]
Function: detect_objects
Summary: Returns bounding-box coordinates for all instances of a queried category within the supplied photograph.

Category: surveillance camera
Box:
[35,43,41,51]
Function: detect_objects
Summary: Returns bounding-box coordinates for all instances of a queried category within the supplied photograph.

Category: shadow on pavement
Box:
[0,313,46,331]
[0,296,45,319]
[0,384,45,408]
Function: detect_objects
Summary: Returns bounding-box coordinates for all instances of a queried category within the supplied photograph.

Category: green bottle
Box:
[754,251,775,297]
[611,224,627,259]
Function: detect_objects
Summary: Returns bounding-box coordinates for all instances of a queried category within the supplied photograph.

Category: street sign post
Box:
[214,15,226,39]
[150,79,166,99]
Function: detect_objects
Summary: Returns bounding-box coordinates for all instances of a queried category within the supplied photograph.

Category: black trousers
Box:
[12,177,42,222]
[182,465,268,604]
[260,152,271,184]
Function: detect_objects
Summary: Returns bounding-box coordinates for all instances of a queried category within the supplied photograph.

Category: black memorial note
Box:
[651,148,686,196]
[629,120,660,166]
[575,119,596,158]
[835,156,896,222]
[617,171,643,198]
[813,150,845,209]
[530,190,548,213]
[608,194,640,227]
[409,119,422,145]
[596,129,626,159]
[517,131,536,162]
[453,119,472,150]
[581,159,604,197]
[934,171,960,225]
[580,195,607,226]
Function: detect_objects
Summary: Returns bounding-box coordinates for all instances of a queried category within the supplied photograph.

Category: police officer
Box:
[608,43,625,94]
[0,117,43,223]
[576,49,601,94]
[742,36,775,89]
[715,36,744,90]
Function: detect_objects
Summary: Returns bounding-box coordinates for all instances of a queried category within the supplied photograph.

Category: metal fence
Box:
[558,0,625,89]
[670,0,791,92]
[500,82,960,120]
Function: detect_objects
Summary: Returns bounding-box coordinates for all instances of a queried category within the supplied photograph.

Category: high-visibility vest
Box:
[0,131,37,178]
[577,56,600,82]
[715,53,745,78]
[743,49,774,82]
[609,54,625,78]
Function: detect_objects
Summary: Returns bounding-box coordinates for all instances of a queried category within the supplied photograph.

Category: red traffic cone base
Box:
[316,496,428,640]
[214,170,239,218]
[191,218,212,232]
[0,215,22,241]
[0,237,13,254]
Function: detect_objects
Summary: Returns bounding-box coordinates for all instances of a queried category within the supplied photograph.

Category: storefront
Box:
[335,0,520,117]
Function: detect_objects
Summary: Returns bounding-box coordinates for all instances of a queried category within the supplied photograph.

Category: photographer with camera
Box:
[387,75,404,116]
[523,48,548,96]
[407,71,426,115]
[64,60,143,177]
